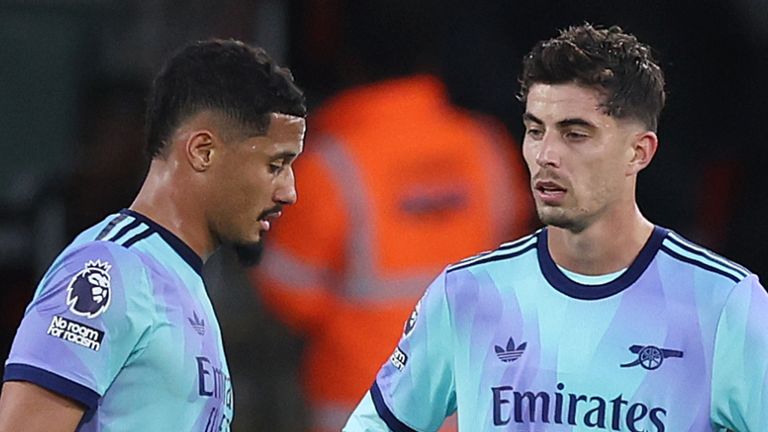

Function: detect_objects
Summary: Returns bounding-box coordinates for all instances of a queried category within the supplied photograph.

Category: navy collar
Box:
[120,209,204,276]
[537,226,668,300]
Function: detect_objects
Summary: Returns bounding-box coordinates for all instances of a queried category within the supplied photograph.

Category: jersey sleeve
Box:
[342,391,390,431]
[710,274,768,430]
[3,241,155,411]
[346,270,456,431]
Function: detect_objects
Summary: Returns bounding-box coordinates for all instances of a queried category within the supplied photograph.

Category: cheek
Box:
[570,159,603,200]
[583,161,620,202]
[521,142,538,173]
[222,169,267,215]
[243,171,275,206]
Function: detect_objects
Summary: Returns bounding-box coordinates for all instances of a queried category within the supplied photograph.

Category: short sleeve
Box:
[3,241,155,410]
[342,391,390,431]
[710,274,768,430]
[351,270,456,431]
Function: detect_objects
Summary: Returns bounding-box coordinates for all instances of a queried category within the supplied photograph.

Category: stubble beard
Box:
[233,240,265,266]
[221,226,266,267]
[234,205,282,266]
[537,205,589,233]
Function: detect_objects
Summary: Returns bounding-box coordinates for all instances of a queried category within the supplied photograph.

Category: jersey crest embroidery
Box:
[620,345,684,370]
[66,259,112,318]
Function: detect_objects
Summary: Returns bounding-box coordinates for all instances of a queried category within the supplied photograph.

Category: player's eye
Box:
[564,131,589,141]
[525,128,544,139]
[269,161,285,174]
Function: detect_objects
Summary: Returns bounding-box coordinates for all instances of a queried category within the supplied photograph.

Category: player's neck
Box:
[130,160,216,261]
[547,204,654,276]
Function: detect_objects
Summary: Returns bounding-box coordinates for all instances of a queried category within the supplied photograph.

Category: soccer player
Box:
[251,2,532,431]
[0,39,306,431]
[344,24,768,431]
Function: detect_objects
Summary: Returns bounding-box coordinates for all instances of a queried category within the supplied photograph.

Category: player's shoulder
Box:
[58,239,144,271]
[42,240,148,305]
[658,229,752,285]
[31,222,155,321]
[48,212,155,284]
[446,229,541,274]
[68,211,149,258]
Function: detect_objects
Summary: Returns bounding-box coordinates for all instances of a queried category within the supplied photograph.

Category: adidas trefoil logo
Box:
[495,337,527,363]
[188,310,205,336]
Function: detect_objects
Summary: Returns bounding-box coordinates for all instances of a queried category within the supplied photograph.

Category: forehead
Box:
[249,113,306,154]
[525,83,610,125]
[265,113,306,141]
[238,113,305,156]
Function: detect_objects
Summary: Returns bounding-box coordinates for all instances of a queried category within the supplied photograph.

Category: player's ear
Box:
[626,131,658,176]
[185,130,216,172]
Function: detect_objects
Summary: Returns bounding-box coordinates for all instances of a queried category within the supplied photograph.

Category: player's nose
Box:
[535,135,561,168]
[274,168,297,205]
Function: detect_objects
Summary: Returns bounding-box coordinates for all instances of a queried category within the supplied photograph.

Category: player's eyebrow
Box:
[523,113,597,130]
[556,118,597,129]
[270,150,299,161]
[522,112,543,125]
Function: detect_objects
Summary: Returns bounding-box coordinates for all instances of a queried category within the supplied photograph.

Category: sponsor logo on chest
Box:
[491,383,667,431]
[488,335,683,430]
[196,356,232,407]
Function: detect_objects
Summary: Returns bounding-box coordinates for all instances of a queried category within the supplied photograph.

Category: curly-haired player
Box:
[345,24,767,431]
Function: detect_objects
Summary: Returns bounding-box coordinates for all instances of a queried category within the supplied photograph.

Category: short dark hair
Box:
[519,24,665,131]
[145,39,306,158]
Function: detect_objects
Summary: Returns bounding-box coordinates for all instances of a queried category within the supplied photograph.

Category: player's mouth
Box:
[534,180,567,204]
[258,207,283,232]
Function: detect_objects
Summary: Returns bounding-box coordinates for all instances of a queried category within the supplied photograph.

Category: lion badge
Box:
[66,260,112,318]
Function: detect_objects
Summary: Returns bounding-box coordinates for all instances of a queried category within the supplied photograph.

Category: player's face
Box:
[522,83,640,232]
[210,113,305,247]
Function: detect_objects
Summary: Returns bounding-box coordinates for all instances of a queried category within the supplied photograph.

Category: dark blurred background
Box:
[0,1,766,430]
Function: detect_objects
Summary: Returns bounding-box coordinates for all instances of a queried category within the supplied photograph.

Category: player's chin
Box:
[243,229,265,248]
[538,208,574,229]
[241,221,266,243]
[541,212,590,233]
[251,229,264,243]
[232,240,265,266]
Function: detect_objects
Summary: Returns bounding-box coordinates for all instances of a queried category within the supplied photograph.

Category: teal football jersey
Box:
[4,210,233,431]
[345,227,768,431]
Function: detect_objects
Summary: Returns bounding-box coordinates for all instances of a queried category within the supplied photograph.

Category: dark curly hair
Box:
[145,39,306,158]
[519,24,665,131]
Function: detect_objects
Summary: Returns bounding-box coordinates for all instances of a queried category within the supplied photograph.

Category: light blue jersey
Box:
[4,209,233,431]
[345,227,768,431]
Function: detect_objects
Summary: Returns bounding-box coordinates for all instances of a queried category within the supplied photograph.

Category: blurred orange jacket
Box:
[251,75,533,430]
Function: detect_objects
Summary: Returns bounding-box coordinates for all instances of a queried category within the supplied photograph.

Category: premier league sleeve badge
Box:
[66,260,113,319]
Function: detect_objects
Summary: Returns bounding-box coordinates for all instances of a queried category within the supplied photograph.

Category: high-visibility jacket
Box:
[251,75,533,431]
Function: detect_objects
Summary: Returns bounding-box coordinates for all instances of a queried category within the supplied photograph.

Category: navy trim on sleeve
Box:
[3,363,100,410]
[370,381,417,432]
